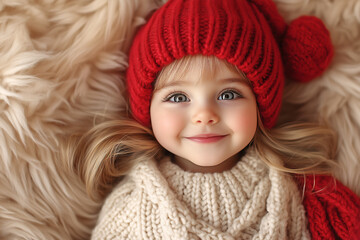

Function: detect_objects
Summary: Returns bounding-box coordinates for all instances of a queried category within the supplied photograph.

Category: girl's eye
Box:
[218,90,242,100]
[166,93,190,103]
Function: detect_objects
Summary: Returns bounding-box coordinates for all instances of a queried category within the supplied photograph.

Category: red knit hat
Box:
[126,0,333,128]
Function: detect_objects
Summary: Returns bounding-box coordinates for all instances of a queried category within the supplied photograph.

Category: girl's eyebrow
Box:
[156,76,250,90]
[153,80,189,92]
[219,78,250,86]
[161,80,189,88]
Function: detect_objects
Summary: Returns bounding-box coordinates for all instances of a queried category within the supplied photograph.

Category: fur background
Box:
[0,0,359,239]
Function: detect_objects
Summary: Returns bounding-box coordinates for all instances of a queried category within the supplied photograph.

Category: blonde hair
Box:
[66,118,163,199]
[67,55,337,199]
[254,115,337,174]
[154,55,248,91]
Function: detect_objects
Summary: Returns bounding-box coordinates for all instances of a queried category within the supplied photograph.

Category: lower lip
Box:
[186,135,226,143]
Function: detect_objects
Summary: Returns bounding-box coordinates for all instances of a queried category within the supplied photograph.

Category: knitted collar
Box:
[124,148,311,239]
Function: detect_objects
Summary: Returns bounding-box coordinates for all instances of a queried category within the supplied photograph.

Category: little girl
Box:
[71,0,360,239]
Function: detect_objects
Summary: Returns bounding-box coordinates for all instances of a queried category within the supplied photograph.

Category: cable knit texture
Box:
[92,149,310,239]
[127,0,333,128]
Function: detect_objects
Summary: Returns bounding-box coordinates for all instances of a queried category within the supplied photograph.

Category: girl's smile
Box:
[185,134,228,143]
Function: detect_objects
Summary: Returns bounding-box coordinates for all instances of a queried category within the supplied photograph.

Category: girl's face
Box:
[150,56,257,169]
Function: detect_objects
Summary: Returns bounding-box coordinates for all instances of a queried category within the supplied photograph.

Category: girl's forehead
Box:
[154,55,245,90]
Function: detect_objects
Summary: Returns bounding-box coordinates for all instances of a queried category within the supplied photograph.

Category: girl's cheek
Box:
[228,106,257,134]
[152,107,185,140]
[161,109,185,132]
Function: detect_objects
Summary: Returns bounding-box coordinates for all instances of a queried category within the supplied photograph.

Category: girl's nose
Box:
[192,108,219,125]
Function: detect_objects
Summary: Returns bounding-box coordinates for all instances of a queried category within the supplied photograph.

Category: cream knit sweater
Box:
[92,149,310,239]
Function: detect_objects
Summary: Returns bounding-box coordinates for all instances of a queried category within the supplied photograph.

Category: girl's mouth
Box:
[185,134,227,143]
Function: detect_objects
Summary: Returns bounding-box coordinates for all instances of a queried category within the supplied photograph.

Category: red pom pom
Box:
[282,16,334,82]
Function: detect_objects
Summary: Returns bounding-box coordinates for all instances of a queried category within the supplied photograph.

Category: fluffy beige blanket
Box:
[0,0,359,239]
